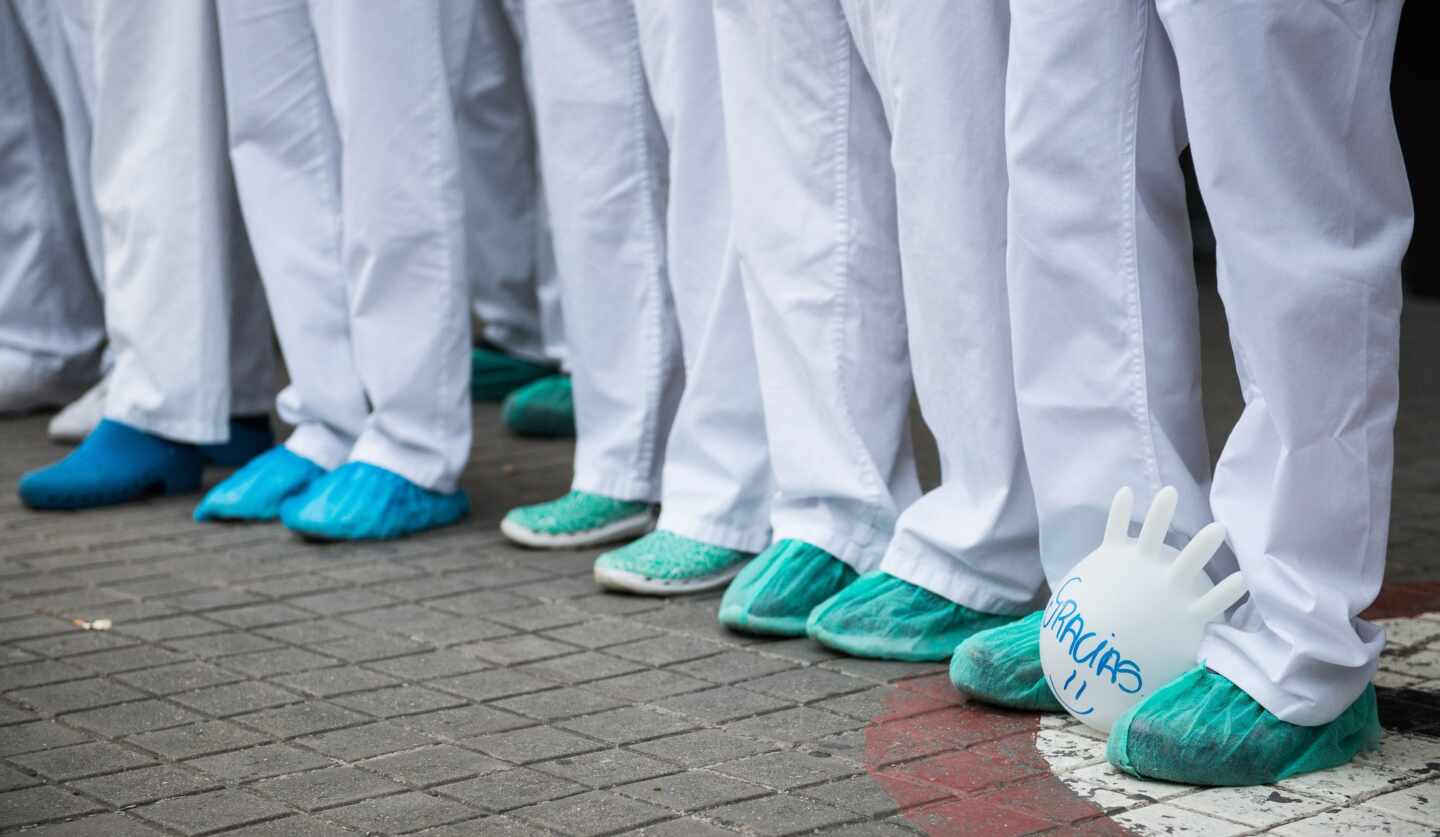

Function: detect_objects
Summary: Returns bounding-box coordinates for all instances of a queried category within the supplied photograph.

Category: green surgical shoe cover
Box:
[595,531,751,581]
[505,491,649,537]
[949,610,1064,711]
[502,374,575,438]
[472,346,553,402]
[718,539,857,637]
[806,572,1019,662]
[1106,666,1382,786]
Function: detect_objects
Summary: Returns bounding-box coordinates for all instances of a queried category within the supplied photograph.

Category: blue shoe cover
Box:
[19,419,204,510]
[717,539,858,637]
[198,416,275,467]
[194,446,326,523]
[1107,667,1382,786]
[949,611,1064,712]
[280,462,469,541]
[806,572,1020,662]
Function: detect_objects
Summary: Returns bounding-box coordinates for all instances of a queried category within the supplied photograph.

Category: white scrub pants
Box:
[1007,0,1412,725]
[524,0,772,552]
[713,0,1043,609]
[0,0,102,393]
[462,0,565,369]
[218,0,477,492]
[90,1,277,444]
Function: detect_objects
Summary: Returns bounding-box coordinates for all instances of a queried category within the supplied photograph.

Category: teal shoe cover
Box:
[594,531,752,595]
[806,572,1019,662]
[280,462,469,541]
[194,446,326,522]
[717,539,858,637]
[501,490,655,548]
[1107,667,1382,786]
[502,374,575,438]
[198,416,275,467]
[19,419,204,510]
[949,611,1064,711]
[472,346,553,402]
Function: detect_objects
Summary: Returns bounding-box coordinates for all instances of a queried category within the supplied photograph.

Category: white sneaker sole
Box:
[500,510,655,549]
[593,561,746,596]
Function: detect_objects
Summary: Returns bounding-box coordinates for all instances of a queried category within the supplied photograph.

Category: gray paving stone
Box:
[332,684,468,719]
[11,740,156,781]
[70,763,222,806]
[534,748,680,790]
[115,661,245,695]
[671,650,797,685]
[0,700,35,725]
[556,705,699,745]
[414,816,552,836]
[365,650,489,681]
[0,763,39,791]
[607,634,728,667]
[165,631,281,658]
[0,784,103,829]
[631,729,776,768]
[0,659,88,689]
[461,634,582,665]
[468,724,608,765]
[629,817,742,836]
[296,721,435,760]
[542,620,665,650]
[117,615,228,641]
[318,633,431,662]
[725,707,866,744]
[439,767,587,812]
[590,669,712,702]
[360,744,510,787]
[252,765,408,811]
[430,668,556,702]
[797,775,950,817]
[514,789,674,836]
[491,686,627,722]
[20,629,137,658]
[67,643,190,674]
[16,812,168,836]
[708,793,860,836]
[10,677,148,715]
[615,770,769,813]
[401,703,535,740]
[223,647,340,677]
[208,603,314,629]
[235,700,369,738]
[326,790,477,833]
[290,589,398,616]
[521,651,649,684]
[256,619,363,645]
[66,699,204,736]
[135,787,291,835]
[654,686,792,724]
[486,604,587,632]
[713,750,861,790]
[216,815,359,837]
[739,668,871,704]
[186,742,331,782]
[171,681,301,716]
[127,720,269,759]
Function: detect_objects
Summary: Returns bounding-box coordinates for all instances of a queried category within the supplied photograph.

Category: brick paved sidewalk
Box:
[2,289,1439,836]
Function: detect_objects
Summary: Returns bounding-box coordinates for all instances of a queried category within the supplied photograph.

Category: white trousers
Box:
[0,0,102,390]
[218,0,477,491]
[525,0,772,552]
[713,0,1042,605]
[90,0,277,444]
[1007,0,1411,725]
[462,0,565,369]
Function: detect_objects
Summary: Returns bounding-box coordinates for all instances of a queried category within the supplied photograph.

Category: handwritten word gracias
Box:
[1042,578,1143,695]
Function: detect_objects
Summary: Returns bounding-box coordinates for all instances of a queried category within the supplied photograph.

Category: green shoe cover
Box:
[717,539,858,637]
[501,490,654,549]
[502,374,575,438]
[1106,667,1382,786]
[949,611,1064,711]
[472,346,553,402]
[594,531,752,595]
[806,572,1019,662]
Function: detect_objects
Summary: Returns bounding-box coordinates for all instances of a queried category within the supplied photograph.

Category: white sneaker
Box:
[48,377,107,443]
[0,366,89,416]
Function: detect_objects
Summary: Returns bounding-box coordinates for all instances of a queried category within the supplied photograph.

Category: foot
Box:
[0,365,91,415]
[19,419,204,510]
[717,540,858,637]
[501,490,655,549]
[280,462,469,541]
[501,374,575,438]
[594,531,753,595]
[194,446,326,522]
[806,572,1020,662]
[949,611,1064,711]
[1107,667,1382,786]
[472,345,554,402]
[198,416,275,467]
[48,378,107,442]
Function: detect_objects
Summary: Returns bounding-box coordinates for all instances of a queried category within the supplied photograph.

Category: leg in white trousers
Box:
[713,0,917,572]
[524,0,772,550]
[0,0,102,401]
[90,0,277,444]
[843,0,1044,614]
[219,0,476,491]
[462,0,564,369]
[1007,0,1411,725]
